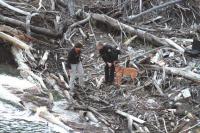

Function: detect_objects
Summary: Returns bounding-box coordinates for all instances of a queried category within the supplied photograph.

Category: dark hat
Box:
[185,37,200,56]
[74,42,83,48]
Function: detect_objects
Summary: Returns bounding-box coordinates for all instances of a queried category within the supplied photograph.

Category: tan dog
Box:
[115,63,138,86]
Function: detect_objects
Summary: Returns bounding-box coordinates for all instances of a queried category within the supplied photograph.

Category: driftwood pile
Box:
[1,0,200,132]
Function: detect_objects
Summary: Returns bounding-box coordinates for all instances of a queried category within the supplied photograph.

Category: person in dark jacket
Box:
[96,42,121,84]
[67,42,84,90]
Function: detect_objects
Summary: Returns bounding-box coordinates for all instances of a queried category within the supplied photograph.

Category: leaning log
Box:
[0,15,60,38]
[76,10,184,51]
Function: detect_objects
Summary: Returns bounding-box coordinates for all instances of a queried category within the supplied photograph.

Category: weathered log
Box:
[164,38,185,53]
[76,10,184,50]
[133,122,145,133]
[127,0,183,21]
[70,13,91,29]
[61,62,70,82]
[11,47,48,92]
[0,15,60,38]
[116,110,146,124]
[0,32,30,50]
[34,106,73,132]
[146,65,200,82]
[0,86,25,109]
[79,28,87,40]
[0,25,51,46]
[25,13,39,35]
[0,0,30,16]
[127,117,134,133]
[50,73,71,101]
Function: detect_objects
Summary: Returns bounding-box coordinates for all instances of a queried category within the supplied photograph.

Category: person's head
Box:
[74,42,83,53]
[96,41,104,51]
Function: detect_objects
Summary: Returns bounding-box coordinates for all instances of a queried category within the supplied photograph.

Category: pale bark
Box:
[0,32,30,50]
[0,0,30,16]
[76,10,185,51]
[0,15,60,38]
[116,110,146,124]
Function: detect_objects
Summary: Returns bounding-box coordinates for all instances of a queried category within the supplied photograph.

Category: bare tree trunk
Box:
[65,0,75,17]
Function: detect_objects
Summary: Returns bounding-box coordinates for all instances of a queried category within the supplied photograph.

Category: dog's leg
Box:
[118,75,122,87]
[115,74,122,87]
[131,71,138,81]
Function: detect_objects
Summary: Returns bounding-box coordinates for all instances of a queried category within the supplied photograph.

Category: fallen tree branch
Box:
[26,13,39,35]
[76,10,184,50]
[34,106,73,132]
[164,38,185,53]
[0,0,30,16]
[127,0,184,21]
[11,47,48,92]
[146,65,200,82]
[116,110,146,124]
[0,15,60,38]
[70,13,91,29]
[0,25,52,46]
[74,106,111,127]
[79,28,87,40]
[0,32,30,50]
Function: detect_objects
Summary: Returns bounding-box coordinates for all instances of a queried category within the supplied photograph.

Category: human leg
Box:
[69,64,77,90]
[77,62,84,86]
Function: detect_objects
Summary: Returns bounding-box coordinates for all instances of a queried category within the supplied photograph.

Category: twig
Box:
[108,33,119,47]
[162,117,168,133]
[116,110,146,124]
[37,0,46,11]
[127,0,183,21]
[180,122,200,133]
